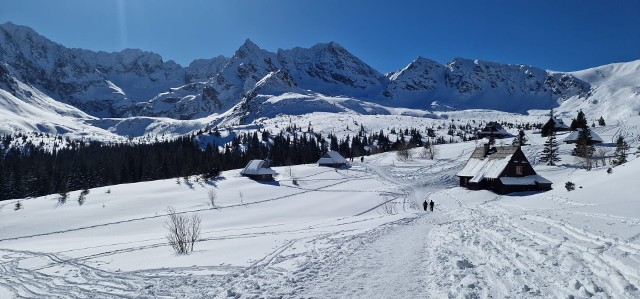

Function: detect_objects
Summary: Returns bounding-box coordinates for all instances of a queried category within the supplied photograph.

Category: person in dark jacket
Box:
[423,200,428,211]
[429,200,434,212]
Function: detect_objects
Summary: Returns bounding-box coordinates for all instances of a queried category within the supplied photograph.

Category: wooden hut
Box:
[563,129,603,145]
[457,145,552,194]
[317,151,348,168]
[240,160,277,180]
[477,122,509,139]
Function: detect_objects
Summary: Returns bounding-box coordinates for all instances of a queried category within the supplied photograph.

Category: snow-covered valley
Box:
[1,19,640,299]
[1,114,639,298]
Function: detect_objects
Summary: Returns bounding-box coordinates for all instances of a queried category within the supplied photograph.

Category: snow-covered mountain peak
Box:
[186,55,229,83]
[387,56,444,81]
[278,41,386,96]
[0,23,637,134]
[233,39,269,60]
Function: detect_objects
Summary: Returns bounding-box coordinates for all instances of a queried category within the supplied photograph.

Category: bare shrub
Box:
[396,145,412,161]
[418,147,429,159]
[207,189,217,208]
[287,166,298,186]
[380,199,397,215]
[165,207,201,254]
[595,147,609,167]
[420,145,439,160]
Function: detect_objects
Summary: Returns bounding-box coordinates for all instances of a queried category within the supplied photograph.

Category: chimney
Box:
[483,143,490,157]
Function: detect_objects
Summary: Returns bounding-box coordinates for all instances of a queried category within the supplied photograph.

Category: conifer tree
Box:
[570,110,588,131]
[613,136,630,166]
[512,130,527,147]
[539,131,561,166]
[541,109,556,137]
[598,116,606,126]
[572,127,595,170]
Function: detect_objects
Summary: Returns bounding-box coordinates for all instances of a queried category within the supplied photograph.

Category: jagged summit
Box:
[0,23,638,131]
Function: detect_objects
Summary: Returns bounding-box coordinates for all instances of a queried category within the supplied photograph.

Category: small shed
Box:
[317,151,348,168]
[477,122,509,139]
[457,145,552,194]
[240,160,277,180]
[563,129,603,144]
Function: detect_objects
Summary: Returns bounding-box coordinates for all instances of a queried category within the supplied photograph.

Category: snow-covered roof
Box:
[317,150,348,165]
[563,129,603,143]
[457,146,518,180]
[500,175,552,186]
[240,160,277,176]
[553,118,570,129]
[479,122,508,135]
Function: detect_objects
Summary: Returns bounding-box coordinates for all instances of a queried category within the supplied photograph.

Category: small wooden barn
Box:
[457,145,552,194]
[477,122,509,139]
[240,160,277,180]
[563,129,603,145]
[317,150,348,168]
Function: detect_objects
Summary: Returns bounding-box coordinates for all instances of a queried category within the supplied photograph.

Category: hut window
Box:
[515,165,523,175]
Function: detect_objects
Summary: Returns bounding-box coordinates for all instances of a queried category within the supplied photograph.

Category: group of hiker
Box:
[423,199,435,212]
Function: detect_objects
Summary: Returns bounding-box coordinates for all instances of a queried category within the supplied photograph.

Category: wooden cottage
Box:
[240,160,277,180]
[317,150,348,168]
[563,129,603,145]
[477,122,509,139]
[457,145,552,194]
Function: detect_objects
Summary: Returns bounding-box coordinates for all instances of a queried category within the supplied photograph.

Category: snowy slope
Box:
[0,70,122,139]
[1,112,639,298]
[557,60,640,120]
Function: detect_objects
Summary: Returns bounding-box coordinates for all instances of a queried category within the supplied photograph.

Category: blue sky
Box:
[0,0,638,72]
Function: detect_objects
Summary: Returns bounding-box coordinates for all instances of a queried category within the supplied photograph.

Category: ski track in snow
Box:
[1,149,640,298]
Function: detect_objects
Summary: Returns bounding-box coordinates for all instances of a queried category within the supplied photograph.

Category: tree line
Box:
[1,125,463,201]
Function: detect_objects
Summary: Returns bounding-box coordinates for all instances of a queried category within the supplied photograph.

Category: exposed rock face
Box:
[383,57,590,112]
[0,22,596,120]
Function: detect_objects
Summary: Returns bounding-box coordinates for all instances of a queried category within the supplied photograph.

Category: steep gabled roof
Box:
[317,150,348,164]
[479,122,509,135]
[457,146,520,181]
[240,160,277,176]
[563,129,603,143]
[553,118,570,130]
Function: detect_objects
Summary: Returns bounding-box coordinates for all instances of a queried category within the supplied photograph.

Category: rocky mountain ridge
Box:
[1,22,636,126]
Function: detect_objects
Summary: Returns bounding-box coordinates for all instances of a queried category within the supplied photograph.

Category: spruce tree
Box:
[613,136,630,166]
[512,130,527,147]
[540,131,561,166]
[598,116,606,126]
[541,109,556,137]
[570,110,588,131]
[572,128,595,170]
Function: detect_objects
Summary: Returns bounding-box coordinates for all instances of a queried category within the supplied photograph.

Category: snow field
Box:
[0,112,639,298]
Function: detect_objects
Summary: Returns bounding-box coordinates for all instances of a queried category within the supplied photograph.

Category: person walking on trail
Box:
[423,200,428,211]
[429,200,434,212]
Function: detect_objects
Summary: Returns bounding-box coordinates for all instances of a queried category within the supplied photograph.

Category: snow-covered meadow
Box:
[1,112,640,298]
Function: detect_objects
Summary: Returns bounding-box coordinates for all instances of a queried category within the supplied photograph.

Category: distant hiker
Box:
[429,200,434,212]
[423,200,428,211]
[360,156,364,163]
